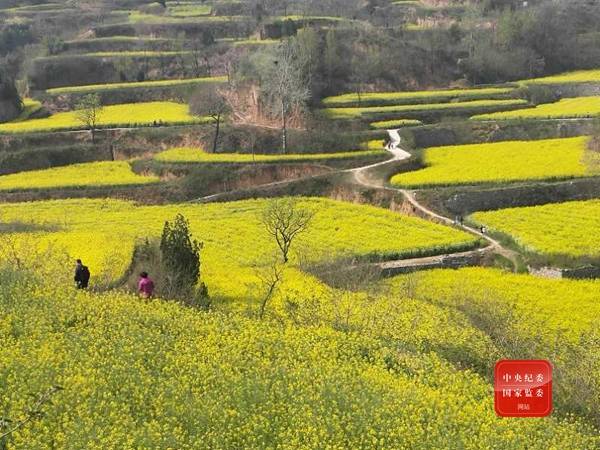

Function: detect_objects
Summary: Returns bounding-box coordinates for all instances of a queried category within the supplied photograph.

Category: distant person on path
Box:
[74,259,90,289]
[138,272,155,299]
[480,226,487,235]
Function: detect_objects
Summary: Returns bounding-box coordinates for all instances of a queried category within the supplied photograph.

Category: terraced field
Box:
[370,119,423,129]
[46,76,227,95]
[323,87,515,107]
[0,198,479,296]
[470,199,600,259]
[472,96,600,120]
[155,147,384,163]
[127,12,245,23]
[390,137,592,187]
[521,69,600,85]
[166,2,212,17]
[0,101,207,134]
[324,99,527,120]
[0,162,158,191]
[390,267,600,338]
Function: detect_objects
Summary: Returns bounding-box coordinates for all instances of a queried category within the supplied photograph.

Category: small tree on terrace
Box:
[189,85,231,154]
[75,93,102,143]
[261,198,314,264]
[160,214,203,296]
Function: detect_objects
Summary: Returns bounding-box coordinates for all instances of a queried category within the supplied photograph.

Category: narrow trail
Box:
[351,130,520,268]
[193,129,521,271]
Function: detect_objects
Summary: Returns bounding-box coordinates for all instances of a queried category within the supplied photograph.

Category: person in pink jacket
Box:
[138,272,155,299]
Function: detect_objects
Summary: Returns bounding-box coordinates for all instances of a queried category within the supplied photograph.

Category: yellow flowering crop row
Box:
[323,87,514,107]
[0,101,207,134]
[166,3,212,17]
[390,137,591,187]
[127,12,246,23]
[0,161,159,191]
[370,119,423,129]
[472,96,600,120]
[520,69,600,85]
[154,147,384,163]
[0,197,478,301]
[471,199,600,258]
[324,99,527,120]
[46,76,227,95]
[389,267,600,338]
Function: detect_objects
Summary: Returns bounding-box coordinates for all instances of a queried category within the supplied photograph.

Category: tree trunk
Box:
[212,114,221,154]
[281,100,287,154]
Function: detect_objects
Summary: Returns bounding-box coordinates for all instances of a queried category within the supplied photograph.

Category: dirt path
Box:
[193,129,520,271]
[350,130,520,268]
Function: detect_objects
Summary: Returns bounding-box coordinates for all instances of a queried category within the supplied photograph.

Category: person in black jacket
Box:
[74,259,90,289]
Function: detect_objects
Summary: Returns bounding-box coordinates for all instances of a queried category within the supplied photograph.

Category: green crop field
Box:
[472,96,600,120]
[0,198,479,295]
[0,162,158,191]
[0,101,207,134]
[470,199,600,258]
[521,69,600,85]
[390,137,593,187]
[324,99,527,120]
[154,148,384,163]
[46,76,227,95]
[323,87,515,107]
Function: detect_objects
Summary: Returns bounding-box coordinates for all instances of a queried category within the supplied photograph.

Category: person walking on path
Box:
[138,272,155,299]
[74,259,90,289]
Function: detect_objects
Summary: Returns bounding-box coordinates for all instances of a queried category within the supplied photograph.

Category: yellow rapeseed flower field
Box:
[472,96,600,120]
[324,99,527,120]
[0,161,159,191]
[390,267,600,338]
[2,273,597,449]
[521,69,600,85]
[323,87,515,107]
[0,101,207,134]
[385,268,600,424]
[370,119,423,129]
[390,136,591,187]
[471,199,600,258]
[0,197,478,300]
[46,76,227,95]
[154,147,384,163]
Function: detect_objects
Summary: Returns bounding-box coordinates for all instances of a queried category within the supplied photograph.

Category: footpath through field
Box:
[193,128,520,271]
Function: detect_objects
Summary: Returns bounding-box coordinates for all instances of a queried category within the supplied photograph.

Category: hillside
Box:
[1,0,600,448]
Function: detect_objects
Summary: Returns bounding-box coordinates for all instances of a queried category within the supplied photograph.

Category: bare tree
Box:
[75,93,102,143]
[261,198,314,263]
[189,85,231,153]
[264,40,310,153]
[255,258,285,319]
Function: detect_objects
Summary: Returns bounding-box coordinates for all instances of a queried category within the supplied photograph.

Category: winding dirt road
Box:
[194,130,520,271]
